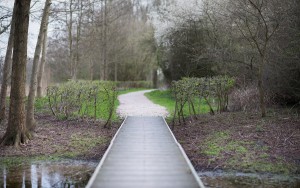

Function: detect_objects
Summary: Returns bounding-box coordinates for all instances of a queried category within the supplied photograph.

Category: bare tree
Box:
[47,0,158,82]
[0,5,12,35]
[227,0,284,117]
[73,0,84,80]
[0,4,16,123]
[37,20,49,98]
[65,0,75,79]
[26,0,52,133]
[1,0,31,146]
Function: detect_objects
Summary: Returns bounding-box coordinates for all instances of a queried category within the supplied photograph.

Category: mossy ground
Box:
[201,131,294,174]
[172,110,299,175]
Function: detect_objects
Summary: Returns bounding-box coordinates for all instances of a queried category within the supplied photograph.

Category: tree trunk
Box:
[1,0,31,146]
[89,59,94,80]
[37,17,49,98]
[68,0,74,79]
[88,0,95,81]
[258,55,266,117]
[26,0,52,133]
[103,0,108,80]
[73,0,83,81]
[0,4,16,123]
[114,61,117,81]
[152,68,158,88]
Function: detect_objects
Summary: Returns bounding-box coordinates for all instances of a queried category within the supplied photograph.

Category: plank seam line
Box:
[162,117,206,188]
[85,116,128,188]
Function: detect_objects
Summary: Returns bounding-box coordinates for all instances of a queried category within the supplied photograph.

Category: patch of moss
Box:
[0,157,29,167]
[204,143,223,156]
[250,162,291,174]
[201,131,295,174]
[259,153,269,159]
[60,133,108,158]
[0,156,61,168]
[202,131,229,155]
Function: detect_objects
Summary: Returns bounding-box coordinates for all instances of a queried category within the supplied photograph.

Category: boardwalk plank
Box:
[86,116,205,188]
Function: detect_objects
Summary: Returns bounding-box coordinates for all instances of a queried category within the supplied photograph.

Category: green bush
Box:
[46,80,117,127]
[171,76,235,124]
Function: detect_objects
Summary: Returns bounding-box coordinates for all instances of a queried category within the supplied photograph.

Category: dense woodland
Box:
[0,0,299,146]
[47,0,159,82]
[153,0,300,106]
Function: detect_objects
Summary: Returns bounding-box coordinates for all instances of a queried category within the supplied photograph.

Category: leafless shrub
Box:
[229,85,272,112]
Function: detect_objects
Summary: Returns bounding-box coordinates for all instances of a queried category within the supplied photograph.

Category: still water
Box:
[199,171,300,188]
[0,160,97,188]
[1,160,299,188]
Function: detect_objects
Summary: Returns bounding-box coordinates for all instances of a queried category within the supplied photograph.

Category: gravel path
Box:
[117,90,169,118]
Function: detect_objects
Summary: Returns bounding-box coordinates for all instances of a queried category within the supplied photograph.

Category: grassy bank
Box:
[144,89,211,118]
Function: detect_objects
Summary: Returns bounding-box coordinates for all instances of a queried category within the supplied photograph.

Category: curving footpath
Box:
[117,90,169,118]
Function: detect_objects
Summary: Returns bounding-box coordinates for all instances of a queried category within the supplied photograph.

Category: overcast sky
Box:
[0,0,45,57]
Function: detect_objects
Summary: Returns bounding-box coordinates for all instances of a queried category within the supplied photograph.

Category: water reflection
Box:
[1,160,299,188]
[199,171,300,188]
[0,160,97,188]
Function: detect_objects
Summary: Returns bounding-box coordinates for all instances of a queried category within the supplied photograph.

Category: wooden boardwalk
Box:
[86,116,205,188]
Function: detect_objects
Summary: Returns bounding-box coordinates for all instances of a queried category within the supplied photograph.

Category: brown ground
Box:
[172,108,300,174]
[0,114,119,160]
[1,108,299,176]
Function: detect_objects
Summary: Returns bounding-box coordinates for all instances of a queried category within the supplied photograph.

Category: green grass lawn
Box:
[144,89,211,118]
[144,90,175,114]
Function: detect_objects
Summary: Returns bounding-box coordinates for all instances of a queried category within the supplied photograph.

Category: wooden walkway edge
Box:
[86,116,205,188]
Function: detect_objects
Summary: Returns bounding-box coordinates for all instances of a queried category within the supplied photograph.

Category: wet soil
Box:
[172,109,300,175]
[0,114,119,160]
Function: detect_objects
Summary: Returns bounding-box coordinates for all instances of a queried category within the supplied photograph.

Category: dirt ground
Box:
[1,108,299,176]
[172,108,300,174]
[0,114,119,160]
